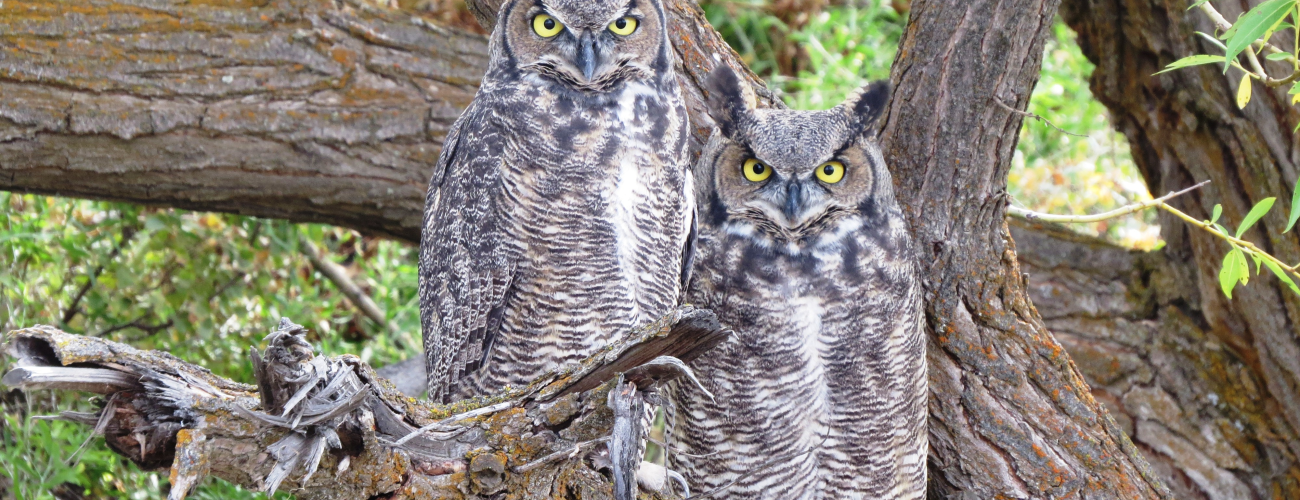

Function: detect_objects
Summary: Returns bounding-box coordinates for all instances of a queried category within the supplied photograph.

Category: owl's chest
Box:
[499,86,686,217]
[692,232,883,340]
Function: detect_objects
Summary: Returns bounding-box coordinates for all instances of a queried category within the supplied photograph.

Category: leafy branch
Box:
[1008,180,1300,299]
[1162,0,1300,111]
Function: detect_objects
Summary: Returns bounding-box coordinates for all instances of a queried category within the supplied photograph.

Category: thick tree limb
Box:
[2,307,730,500]
[0,0,486,241]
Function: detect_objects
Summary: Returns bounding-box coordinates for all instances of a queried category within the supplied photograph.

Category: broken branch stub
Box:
[2,307,729,500]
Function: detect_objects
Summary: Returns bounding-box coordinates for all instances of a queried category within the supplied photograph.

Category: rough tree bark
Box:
[877,0,1166,496]
[0,0,1183,498]
[1052,0,1300,498]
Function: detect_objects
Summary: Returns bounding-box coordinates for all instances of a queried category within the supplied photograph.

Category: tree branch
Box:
[2,307,731,500]
[1006,180,1209,223]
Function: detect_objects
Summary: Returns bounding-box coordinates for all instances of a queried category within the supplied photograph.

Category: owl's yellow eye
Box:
[742,158,771,182]
[533,14,564,38]
[816,161,845,184]
[609,16,638,36]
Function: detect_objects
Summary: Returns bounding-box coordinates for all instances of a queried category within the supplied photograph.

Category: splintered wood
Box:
[2,308,728,500]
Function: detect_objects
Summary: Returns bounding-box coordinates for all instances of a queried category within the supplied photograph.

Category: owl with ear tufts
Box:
[668,66,926,499]
[419,0,693,403]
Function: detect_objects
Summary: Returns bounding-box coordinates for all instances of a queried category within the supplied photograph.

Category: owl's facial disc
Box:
[740,159,842,228]
[511,1,659,91]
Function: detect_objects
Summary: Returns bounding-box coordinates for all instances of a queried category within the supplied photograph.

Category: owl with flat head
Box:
[669,66,926,499]
[419,0,693,403]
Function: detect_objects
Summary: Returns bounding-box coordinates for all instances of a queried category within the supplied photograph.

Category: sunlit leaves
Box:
[1205,197,1300,299]
[1222,0,1296,73]
[1220,248,1250,298]
[1155,54,1225,74]
[1238,197,1275,236]
[1264,259,1300,295]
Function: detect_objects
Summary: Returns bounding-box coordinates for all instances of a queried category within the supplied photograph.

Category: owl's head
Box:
[696,66,894,252]
[496,0,670,92]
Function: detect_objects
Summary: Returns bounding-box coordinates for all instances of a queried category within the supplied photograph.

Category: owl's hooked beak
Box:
[783,182,806,222]
[575,32,600,82]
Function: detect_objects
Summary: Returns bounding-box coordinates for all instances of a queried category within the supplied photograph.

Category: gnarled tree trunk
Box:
[0,0,1181,497]
[879,0,1165,496]
[1055,0,1300,498]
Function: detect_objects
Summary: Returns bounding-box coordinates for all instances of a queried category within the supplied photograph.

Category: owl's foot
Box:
[637,461,690,497]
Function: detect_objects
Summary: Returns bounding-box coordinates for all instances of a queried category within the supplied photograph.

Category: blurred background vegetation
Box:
[0,0,1155,498]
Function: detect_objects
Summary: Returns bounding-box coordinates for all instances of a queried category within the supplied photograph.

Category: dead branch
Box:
[2,307,729,500]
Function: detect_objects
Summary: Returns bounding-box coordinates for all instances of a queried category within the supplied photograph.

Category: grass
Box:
[0,1,1154,498]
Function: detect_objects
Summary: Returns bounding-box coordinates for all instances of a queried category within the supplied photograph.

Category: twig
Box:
[1157,202,1300,278]
[992,98,1088,138]
[94,317,174,339]
[298,235,403,348]
[62,225,137,324]
[1007,180,1210,223]
[392,400,517,446]
[513,437,611,473]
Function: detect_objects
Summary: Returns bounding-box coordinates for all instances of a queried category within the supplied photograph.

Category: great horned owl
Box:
[669,66,926,499]
[419,0,693,402]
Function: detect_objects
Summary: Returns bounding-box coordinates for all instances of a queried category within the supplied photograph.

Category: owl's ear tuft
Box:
[705,65,756,139]
[842,80,890,136]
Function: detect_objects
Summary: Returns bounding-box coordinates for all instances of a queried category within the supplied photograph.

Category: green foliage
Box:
[1194,197,1300,300]
[1155,54,1226,74]
[1220,248,1250,298]
[1220,0,1295,73]
[1,193,421,498]
[1238,197,1276,238]
[775,4,904,109]
[701,0,903,108]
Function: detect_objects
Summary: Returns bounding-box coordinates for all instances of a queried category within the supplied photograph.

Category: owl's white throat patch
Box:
[615,82,657,127]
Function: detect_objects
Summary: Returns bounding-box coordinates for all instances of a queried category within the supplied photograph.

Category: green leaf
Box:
[1155,54,1227,74]
[1288,181,1300,232]
[1263,259,1300,296]
[1261,13,1293,47]
[1237,197,1276,237]
[1224,0,1297,73]
[1267,51,1294,60]
[1221,249,1244,298]
[1212,203,1223,224]
[1189,0,1212,10]
[1262,16,1289,48]
[1238,73,1254,108]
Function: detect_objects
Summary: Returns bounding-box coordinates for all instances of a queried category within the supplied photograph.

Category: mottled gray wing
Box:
[419,102,516,404]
